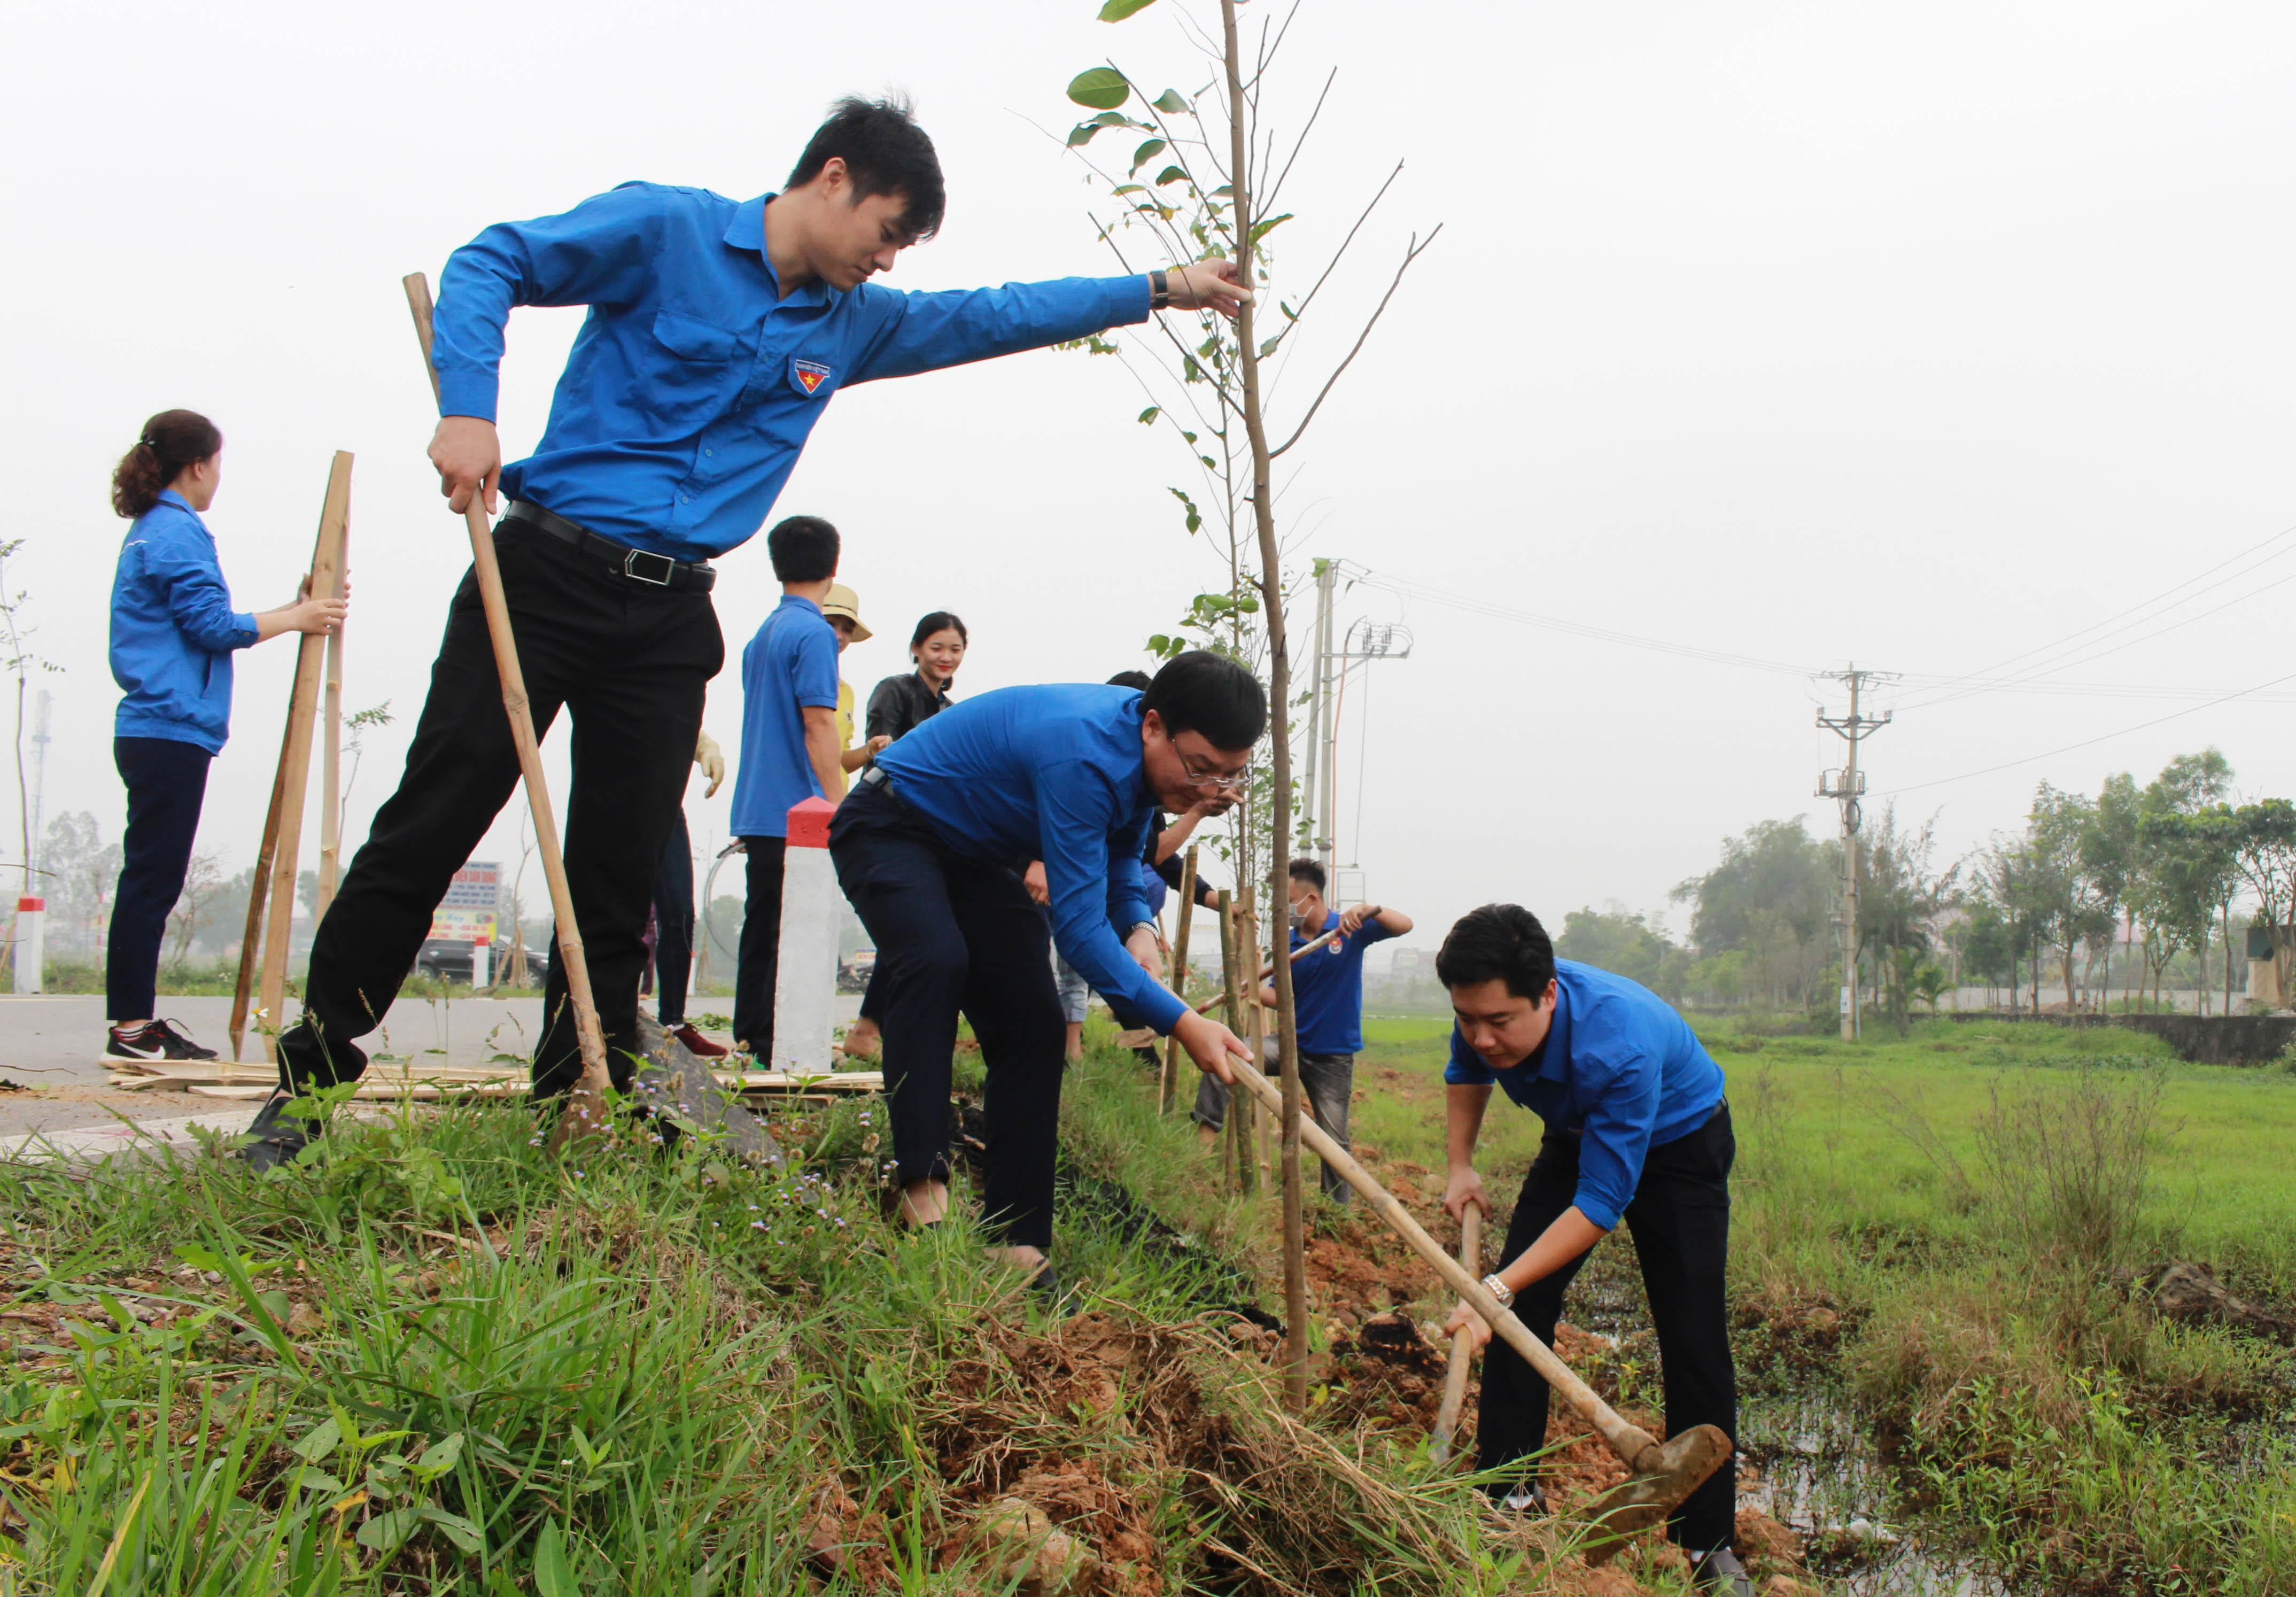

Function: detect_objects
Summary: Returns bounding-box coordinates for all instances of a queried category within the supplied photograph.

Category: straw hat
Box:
[820,583,872,641]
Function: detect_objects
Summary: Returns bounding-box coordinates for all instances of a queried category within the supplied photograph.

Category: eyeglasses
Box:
[1180,758,1252,794]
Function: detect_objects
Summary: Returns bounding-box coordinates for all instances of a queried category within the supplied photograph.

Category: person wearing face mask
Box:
[243,95,1247,1170]
[103,409,347,1064]
[1433,904,1746,1596]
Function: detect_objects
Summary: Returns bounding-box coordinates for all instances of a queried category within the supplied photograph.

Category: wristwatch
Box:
[1480,1273,1515,1311]
[1149,268,1172,310]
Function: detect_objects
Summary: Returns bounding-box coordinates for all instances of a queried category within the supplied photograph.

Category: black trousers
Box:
[1479,1104,1737,1554]
[277,521,722,1096]
[730,838,787,1054]
[829,780,1066,1248]
[105,736,213,1020]
[650,809,694,1028]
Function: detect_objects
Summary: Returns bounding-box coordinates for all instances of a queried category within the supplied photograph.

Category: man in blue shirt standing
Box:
[1434,905,1750,1597]
[1191,858,1411,1204]
[244,98,1245,1166]
[727,516,847,1059]
[833,652,1261,1284]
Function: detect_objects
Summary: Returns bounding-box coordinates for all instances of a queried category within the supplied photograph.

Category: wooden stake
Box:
[1216,890,1247,1193]
[256,453,351,1063]
[1241,901,1274,1191]
[405,273,614,1145]
[316,617,344,917]
[228,695,294,1061]
[1431,1201,1483,1465]
[1157,844,1199,1114]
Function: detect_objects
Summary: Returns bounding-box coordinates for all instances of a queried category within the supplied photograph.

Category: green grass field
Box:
[1348,1011,2296,1593]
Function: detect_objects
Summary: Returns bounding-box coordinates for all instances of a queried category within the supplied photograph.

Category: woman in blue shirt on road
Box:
[103,410,346,1063]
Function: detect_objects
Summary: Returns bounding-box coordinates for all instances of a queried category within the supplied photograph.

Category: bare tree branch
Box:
[1258,67,1337,220]
[1269,226,1442,459]
[1258,159,1403,359]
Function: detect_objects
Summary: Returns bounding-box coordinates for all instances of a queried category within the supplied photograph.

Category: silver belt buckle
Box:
[623,548,676,586]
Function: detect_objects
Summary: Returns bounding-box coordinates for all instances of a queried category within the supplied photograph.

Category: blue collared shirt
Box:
[728,595,841,839]
[110,490,260,754]
[433,183,1153,561]
[1290,918,1395,1056]
[872,684,1181,1033]
[1443,959,1725,1231]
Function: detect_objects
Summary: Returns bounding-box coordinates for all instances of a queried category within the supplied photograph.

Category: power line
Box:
[1880,668,2296,796]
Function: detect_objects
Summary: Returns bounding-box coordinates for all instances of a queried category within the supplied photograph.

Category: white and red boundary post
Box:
[13,896,43,994]
[771,797,840,1073]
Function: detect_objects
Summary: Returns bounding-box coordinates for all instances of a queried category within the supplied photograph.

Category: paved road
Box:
[0,991,854,1146]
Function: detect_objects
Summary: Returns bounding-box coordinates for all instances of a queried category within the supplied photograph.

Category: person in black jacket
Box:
[864,610,966,743]
[842,610,968,1061]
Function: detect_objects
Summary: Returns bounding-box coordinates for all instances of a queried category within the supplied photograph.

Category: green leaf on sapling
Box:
[1137,406,1160,425]
[1259,336,1281,358]
[1153,165,1189,187]
[1099,0,1159,19]
[1151,88,1189,113]
[1248,212,1294,245]
[1066,68,1131,110]
[1130,138,1167,174]
[1168,487,1202,533]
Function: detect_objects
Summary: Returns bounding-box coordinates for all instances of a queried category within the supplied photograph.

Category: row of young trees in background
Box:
[1563,747,2296,1027]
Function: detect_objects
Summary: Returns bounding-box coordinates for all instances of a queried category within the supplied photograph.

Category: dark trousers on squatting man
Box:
[1481,1103,1738,1554]
[828,776,1068,1249]
[276,518,721,1095]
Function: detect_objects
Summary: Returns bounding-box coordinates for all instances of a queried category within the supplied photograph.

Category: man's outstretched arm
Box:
[847,258,1248,385]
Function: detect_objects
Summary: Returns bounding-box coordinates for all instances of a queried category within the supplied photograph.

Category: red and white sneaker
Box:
[106,1019,219,1062]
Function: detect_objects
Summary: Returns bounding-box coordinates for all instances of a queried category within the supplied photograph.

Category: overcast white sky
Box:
[5,1,2293,954]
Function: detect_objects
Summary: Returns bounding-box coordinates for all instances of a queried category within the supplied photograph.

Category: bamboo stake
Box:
[1216,890,1248,1193]
[1241,901,1274,1191]
[1431,1201,1483,1466]
[257,453,351,1063]
[316,618,344,916]
[1157,844,1199,1114]
[1188,924,1338,1014]
[228,696,295,1061]
[404,273,614,1145]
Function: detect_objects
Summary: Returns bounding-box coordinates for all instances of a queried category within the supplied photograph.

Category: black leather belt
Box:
[501,500,716,593]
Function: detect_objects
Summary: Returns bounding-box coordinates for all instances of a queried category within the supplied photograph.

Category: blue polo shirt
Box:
[728,595,840,839]
[1290,918,1395,1056]
[1443,959,1724,1231]
[871,684,1181,1034]
[432,183,1151,562]
[110,490,260,754]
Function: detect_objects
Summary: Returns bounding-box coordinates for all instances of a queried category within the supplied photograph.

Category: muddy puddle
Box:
[1736,1389,2010,1596]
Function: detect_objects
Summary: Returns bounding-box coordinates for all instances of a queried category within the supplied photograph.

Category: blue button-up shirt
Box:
[871,684,1182,1033]
[1443,959,1725,1230]
[110,490,260,754]
[728,595,841,839]
[432,183,1153,562]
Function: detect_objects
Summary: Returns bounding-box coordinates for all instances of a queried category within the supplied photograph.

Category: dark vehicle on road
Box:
[415,937,549,987]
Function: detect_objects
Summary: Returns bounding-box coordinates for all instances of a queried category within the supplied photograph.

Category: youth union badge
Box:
[793,358,832,396]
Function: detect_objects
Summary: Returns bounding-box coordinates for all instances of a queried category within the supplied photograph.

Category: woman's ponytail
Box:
[111,409,222,519]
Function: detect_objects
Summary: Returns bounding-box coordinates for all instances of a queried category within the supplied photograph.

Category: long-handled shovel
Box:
[403,273,614,1149]
[1221,1058,1728,1563]
[1430,1199,1481,1467]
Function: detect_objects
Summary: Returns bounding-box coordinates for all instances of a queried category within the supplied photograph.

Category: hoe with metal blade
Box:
[1224,1058,1729,1562]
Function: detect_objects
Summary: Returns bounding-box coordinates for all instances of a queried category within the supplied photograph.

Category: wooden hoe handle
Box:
[403,273,615,1141]
[1430,1200,1481,1463]
[1222,1059,1665,1472]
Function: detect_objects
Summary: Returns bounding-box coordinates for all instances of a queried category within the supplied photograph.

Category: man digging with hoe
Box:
[241,96,1245,1167]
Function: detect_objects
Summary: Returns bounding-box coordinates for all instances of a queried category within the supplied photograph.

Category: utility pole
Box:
[1299,560,1339,867]
[1816,665,1895,1041]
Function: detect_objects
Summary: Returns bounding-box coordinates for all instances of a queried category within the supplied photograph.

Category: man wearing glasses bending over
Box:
[831,652,1262,1286]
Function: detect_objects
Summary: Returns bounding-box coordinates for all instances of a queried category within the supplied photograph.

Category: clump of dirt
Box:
[907,1307,1466,1595]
